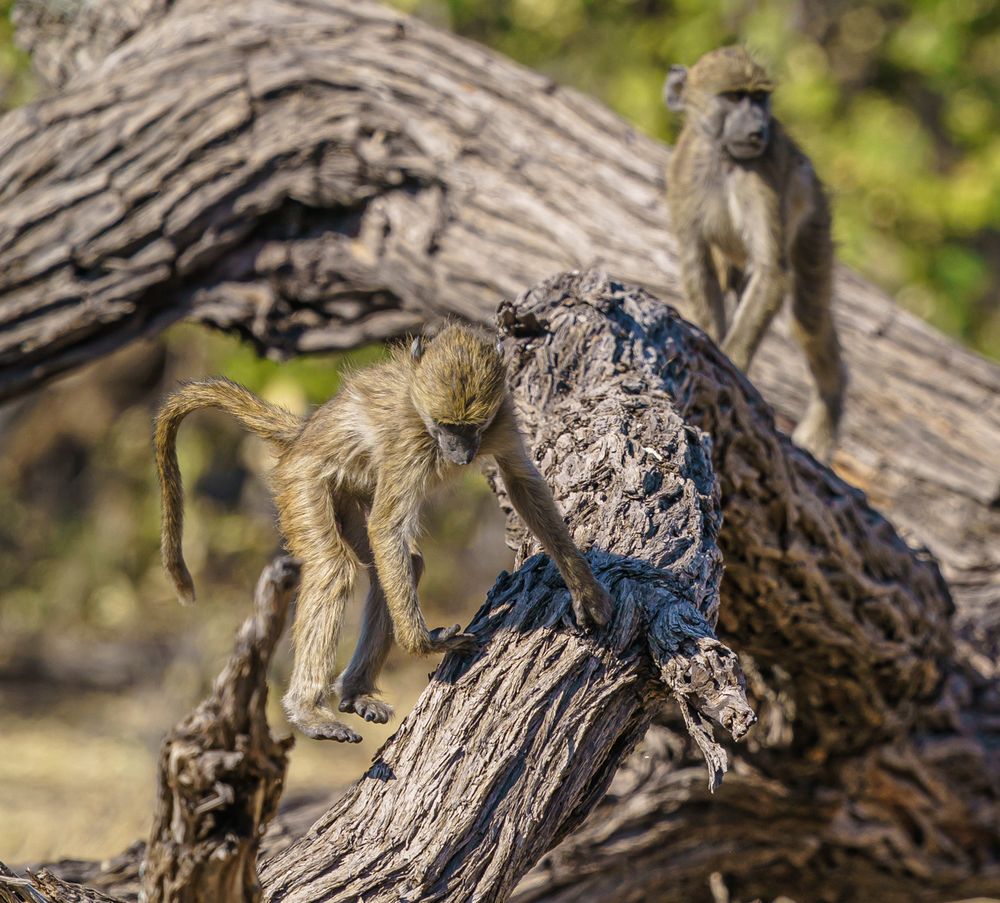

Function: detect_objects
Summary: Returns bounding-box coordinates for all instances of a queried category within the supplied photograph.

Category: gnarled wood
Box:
[141,557,299,903]
[26,273,996,902]
[503,274,998,902]
[2,0,998,898]
[258,279,754,901]
[2,0,996,638]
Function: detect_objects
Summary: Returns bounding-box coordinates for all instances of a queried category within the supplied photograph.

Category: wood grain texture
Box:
[2,0,998,899]
[140,558,298,903]
[2,0,996,637]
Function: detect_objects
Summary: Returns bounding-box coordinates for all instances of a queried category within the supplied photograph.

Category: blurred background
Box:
[0,0,997,864]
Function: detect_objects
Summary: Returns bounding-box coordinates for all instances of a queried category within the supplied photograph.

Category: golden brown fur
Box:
[665,47,846,461]
[154,324,612,742]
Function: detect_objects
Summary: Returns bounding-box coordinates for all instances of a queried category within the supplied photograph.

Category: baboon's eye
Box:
[438,422,480,442]
[751,91,769,105]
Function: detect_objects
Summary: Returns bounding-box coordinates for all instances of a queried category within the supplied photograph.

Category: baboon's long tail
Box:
[154,378,303,605]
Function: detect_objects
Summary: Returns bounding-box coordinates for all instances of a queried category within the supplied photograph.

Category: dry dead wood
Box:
[2,0,998,899]
[140,557,298,903]
[20,272,997,902]
[2,559,298,903]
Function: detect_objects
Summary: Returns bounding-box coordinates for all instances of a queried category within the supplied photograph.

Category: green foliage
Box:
[0,1,35,108]
[395,0,1000,359]
[178,325,388,408]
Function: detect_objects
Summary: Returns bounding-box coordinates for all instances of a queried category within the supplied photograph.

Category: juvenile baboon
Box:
[664,46,846,460]
[155,324,612,743]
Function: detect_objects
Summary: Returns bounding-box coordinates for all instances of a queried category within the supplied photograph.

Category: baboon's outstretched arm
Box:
[367,481,429,654]
[367,478,478,656]
[492,425,612,628]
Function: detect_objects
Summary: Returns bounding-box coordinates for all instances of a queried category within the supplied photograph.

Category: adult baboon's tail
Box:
[154,378,303,605]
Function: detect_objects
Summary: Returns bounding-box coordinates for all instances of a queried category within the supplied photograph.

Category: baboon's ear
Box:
[664,65,688,112]
[411,336,424,361]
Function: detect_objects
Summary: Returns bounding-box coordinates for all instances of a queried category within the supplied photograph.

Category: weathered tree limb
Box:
[257,288,757,902]
[0,863,121,903]
[2,0,998,898]
[2,0,996,638]
[18,797,333,903]
[141,557,299,903]
[1,559,299,903]
[501,273,998,902]
[23,272,997,902]
[498,272,953,759]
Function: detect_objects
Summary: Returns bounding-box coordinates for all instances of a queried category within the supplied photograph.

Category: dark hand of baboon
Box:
[573,580,613,629]
[665,46,847,461]
[154,325,612,742]
[426,625,481,654]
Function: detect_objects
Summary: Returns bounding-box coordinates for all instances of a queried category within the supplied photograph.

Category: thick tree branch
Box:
[498,272,955,759]
[2,1,998,898]
[502,273,998,902]
[2,0,996,636]
[258,286,755,901]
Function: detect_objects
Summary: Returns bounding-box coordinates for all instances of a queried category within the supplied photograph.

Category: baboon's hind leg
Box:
[336,521,425,724]
[281,479,362,743]
[789,230,846,462]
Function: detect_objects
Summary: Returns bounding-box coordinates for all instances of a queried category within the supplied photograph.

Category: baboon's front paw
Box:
[575,583,613,629]
[339,694,393,724]
[427,624,480,654]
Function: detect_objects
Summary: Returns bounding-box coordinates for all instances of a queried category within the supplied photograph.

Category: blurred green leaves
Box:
[0,0,34,108]
[395,0,1000,358]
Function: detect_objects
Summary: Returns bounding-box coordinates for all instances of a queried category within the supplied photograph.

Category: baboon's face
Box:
[427,420,486,465]
[712,89,771,159]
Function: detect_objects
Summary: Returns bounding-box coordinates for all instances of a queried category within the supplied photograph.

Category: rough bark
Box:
[1,0,998,899]
[257,282,756,902]
[1,0,996,639]
[503,274,998,902]
[22,273,996,903]
[12,0,174,91]
[140,557,299,903]
[0,862,120,903]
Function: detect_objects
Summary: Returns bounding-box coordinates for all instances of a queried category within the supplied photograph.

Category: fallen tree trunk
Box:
[2,0,998,899]
[21,273,996,902]
[2,0,996,633]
